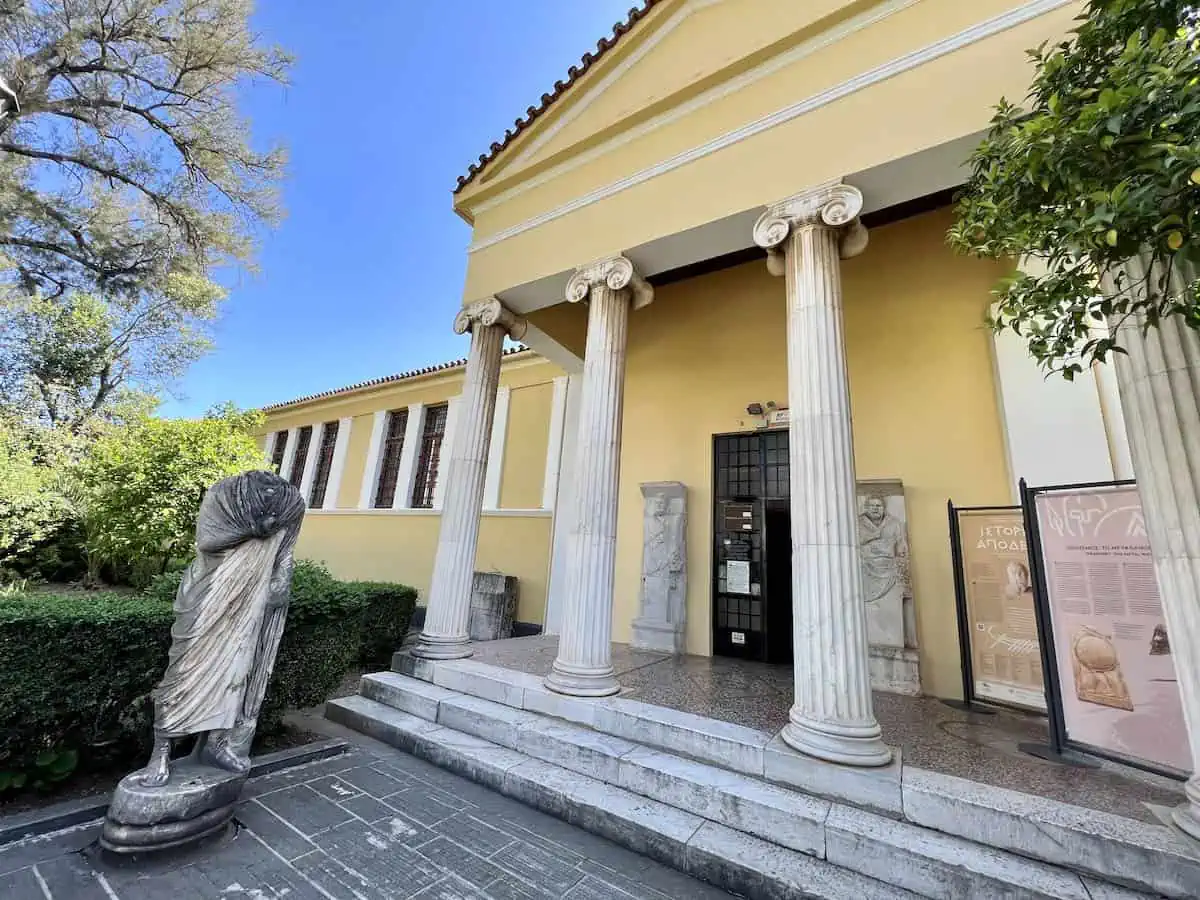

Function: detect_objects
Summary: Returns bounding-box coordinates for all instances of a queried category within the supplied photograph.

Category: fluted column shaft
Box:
[415,299,526,660]
[754,182,891,766]
[547,256,653,697]
[1102,255,1200,838]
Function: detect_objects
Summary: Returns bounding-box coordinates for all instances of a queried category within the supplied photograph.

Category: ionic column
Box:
[414,298,526,660]
[546,256,653,697]
[753,181,891,767]
[1101,255,1200,839]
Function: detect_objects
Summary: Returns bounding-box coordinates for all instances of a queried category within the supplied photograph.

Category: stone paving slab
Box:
[0,745,736,900]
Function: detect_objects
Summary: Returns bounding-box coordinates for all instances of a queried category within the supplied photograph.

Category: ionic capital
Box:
[453,297,527,340]
[565,254,654,310]
[753,181,869,275]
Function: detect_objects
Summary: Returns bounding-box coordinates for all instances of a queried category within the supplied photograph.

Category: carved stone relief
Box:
[631,482,687,654]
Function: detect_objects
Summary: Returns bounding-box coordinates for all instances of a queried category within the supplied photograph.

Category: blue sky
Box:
[162,1,636,417]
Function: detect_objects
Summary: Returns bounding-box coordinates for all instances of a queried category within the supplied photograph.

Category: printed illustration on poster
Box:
[1032,485,1189,776]
[954,508,1046,712]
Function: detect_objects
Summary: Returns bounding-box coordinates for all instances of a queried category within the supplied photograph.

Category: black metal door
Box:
[712,431,790,662]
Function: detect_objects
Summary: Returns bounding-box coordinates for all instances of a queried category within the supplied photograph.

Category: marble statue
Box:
[101,471,305,854]
[857,479,922,695]
[631,482,688,653]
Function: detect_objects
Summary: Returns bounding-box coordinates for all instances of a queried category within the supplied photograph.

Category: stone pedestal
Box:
[547,256,653,697]
[468,572,519,642]
[754,181,891,767]
[1101,255,1200,840]
[631,482,688,654]
[101,762,244,854]
[415,299,526,660]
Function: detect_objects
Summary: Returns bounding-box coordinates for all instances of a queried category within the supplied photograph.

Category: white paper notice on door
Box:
[726,560,751,595]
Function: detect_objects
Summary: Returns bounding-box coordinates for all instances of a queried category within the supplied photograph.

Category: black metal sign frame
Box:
[946,499,1044,715]
[1020,477,1186,780]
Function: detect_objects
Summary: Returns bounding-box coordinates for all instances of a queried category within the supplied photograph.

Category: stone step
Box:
[325,695,918,900]
[381,659,1200,900]
[333,680,1168,900]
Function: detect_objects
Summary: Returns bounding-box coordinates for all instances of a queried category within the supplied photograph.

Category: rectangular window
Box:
[269,430,288,472]
[308,421,340,509]
[410,404,448,509]
[373,409,410,508]
[288,425,313,487]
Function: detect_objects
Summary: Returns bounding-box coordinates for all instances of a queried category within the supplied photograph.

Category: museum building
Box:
[261,2,1200,895]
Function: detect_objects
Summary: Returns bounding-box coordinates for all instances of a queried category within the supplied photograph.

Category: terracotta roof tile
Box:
[454,1,662,194]
[262,346,531,413]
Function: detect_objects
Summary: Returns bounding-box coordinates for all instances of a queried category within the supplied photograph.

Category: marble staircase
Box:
[325,658,1200,900]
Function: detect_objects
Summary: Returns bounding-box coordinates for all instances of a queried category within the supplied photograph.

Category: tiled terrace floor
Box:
[471,636,1186,825]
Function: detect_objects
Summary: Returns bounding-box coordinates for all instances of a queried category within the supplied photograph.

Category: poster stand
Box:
[1019,477,1187,780]
[945,499,1047,715]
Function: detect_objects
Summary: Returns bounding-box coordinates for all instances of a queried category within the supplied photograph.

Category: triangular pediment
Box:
[474,0,854,193]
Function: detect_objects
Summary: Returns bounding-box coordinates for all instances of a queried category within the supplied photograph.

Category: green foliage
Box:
[346,580,419,668]
[0,417,74,580]
[0,565,373,795]
[0,1,290,302]
[949,0,1200,375]
[76,408,266,585]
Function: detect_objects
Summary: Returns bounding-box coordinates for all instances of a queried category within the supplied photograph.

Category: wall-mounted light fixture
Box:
[746,402,764,416]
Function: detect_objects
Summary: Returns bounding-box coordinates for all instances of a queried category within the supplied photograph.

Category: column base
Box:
[781,709,892,768]
[411,632,473,661]
[544,660,620,697]
[1170,779,1200,843]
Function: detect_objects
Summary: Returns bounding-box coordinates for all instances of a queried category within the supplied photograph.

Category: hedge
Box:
[346,580,418,668]
[0,561,377,793]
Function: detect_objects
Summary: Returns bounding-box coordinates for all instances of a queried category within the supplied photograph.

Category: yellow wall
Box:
[260,353,563,624]
[610,208,1011,699]
[457,0,1078,299]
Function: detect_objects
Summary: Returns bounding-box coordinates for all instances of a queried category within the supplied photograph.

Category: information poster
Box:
[1034,487,1189,774]
[957,509,1046,711]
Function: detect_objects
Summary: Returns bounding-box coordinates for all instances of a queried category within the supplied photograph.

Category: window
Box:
[373,409,409,508]
[410,404,448,509]
[308,421,340,509]
[269,430,288,472]
[288,425,313,487]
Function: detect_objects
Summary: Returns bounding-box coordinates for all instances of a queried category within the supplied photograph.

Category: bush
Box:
[0,564,369,795]
[0,425,75,583]
[346,581,418,668]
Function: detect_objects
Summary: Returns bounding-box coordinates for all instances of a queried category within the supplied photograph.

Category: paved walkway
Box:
[0,744,737,900]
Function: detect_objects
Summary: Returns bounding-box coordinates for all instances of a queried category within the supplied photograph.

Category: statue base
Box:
[100,760,247,855]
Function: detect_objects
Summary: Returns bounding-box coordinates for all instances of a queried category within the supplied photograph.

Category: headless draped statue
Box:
[136,471,306,787]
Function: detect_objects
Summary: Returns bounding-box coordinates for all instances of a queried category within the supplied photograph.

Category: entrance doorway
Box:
[712,431,793,663]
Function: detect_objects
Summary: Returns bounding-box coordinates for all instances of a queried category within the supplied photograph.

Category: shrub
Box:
[345,581,418,668]
[0,565,368,795]
[76,410,267,586]
[0,425,75,583]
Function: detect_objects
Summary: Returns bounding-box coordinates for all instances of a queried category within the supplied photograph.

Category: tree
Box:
[0,276,221,428]
[949,0,1200,376]
[0,1,289,300]
[0,416,72,579]
[75,404,265,584]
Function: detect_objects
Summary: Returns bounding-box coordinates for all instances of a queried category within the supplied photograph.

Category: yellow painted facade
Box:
[258,352,564,625]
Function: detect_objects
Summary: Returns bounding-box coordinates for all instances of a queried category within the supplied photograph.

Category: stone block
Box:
[869,645,921,696]
[391,650,438,682]
[523,681,604,727]
[468,572,519,642]
[409,726,527,793]
[359,671,456,721]
[685,821,917,900]
[764,734,903,816]
[503,757,703,872]
[324,697,440,755]
[594,698,769,775]
[902,766,1200,900]
[436,694,539,749]
[516,718,637,783]
[430,659,528,708]
[617,746,829,857]
[826,804,1091,900]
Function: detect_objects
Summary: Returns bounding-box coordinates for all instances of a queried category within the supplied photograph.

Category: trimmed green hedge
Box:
[0,560,385,793]
[346,580,418,668]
